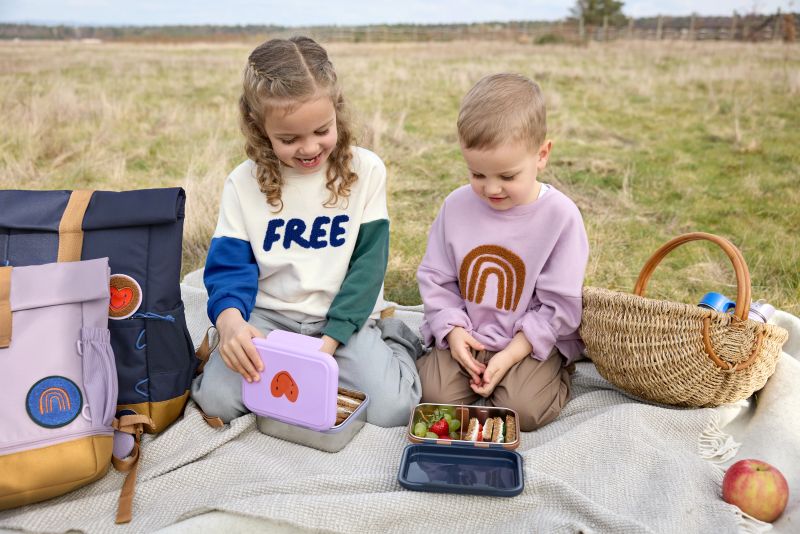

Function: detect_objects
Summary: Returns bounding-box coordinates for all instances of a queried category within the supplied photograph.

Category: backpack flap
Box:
[0,258,115,510]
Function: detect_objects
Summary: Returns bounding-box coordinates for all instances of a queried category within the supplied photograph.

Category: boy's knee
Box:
[419,382,454,405]
[515,399,564,432]
[505,377,570,432]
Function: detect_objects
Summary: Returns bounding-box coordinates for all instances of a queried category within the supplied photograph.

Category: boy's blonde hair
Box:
[239,36,357,210]
[457,73,547,150]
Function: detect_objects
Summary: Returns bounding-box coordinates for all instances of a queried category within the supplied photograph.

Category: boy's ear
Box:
[536,140,553,170]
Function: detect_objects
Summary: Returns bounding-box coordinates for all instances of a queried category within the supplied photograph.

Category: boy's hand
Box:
[471,351,514,397]
[471,332,533,397]
[446,327,486,385]
[216,308,266,383]
[320,334,340,356]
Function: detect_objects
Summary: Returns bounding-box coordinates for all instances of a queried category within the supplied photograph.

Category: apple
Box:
[722,459,789,523]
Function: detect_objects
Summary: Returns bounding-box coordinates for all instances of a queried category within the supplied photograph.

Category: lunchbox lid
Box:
[242,331,338,431]
[397,444,524,497]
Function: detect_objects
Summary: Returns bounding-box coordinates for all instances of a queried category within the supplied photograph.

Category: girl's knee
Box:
[191,375,246,424]
[365,386,421,427]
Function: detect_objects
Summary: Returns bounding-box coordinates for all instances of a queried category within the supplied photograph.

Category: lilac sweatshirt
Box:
[417,184,589,364]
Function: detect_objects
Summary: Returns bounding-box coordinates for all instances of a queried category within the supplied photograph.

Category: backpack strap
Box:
[194,329,226,428]
[0,266,10,348]
[111,414,153,524]
[194,327,219,375]
[200,410,225,429]
[57,190,94,262]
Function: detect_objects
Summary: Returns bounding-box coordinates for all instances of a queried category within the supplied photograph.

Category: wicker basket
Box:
[580,232,789,407]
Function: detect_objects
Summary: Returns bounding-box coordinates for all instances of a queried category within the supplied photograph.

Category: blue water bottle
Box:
[698,292,736,313]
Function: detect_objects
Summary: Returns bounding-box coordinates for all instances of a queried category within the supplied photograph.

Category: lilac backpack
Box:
[0,258,137,521]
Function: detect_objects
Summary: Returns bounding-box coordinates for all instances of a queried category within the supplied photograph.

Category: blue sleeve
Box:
[203,236,259,325]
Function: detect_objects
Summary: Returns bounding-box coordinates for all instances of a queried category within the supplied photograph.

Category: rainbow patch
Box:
[26,376,82,428]
[459,245,526,311]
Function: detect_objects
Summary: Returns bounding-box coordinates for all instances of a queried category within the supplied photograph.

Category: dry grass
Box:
[1,39,798,313]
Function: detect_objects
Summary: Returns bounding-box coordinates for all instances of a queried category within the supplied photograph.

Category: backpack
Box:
[0,259,122,510]
[0,188,198,433]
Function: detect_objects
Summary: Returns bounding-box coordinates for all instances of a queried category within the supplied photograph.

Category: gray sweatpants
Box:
[191,308,423,427]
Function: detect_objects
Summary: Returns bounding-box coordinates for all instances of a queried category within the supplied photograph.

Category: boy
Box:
[416,73,588,431]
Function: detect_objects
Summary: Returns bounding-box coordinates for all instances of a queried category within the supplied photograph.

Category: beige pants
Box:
[416,346,572,432]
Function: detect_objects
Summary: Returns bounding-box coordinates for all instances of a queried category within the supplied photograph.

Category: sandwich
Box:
[466,417,481,441]
[335,387,364,425]
[482,416,505,443]
[505,414,516,443]
[465,415,517,443]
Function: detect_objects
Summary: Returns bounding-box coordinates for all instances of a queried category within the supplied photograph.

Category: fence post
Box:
[689,12,696,40]
[656,15,663,40]
[730,11,738,40]
[743,12,751,41]
[627,17,634,39]
[774,9,783,41]
[579,16,585,42]
[603,15,608,41]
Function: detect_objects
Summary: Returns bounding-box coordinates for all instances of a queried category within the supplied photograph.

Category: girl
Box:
[191,36,422,427]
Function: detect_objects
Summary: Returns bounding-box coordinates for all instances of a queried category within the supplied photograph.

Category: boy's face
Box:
[263,94,338,174]
[462,139,552,211]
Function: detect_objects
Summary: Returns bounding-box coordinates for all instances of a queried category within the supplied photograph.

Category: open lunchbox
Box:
[243,330,369,453]
[398,403,524,497]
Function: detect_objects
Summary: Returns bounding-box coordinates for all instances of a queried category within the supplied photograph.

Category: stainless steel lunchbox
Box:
[406,402,521,449]
[245,331,370,452]
[398,403,524,497]
[255,392,369,453]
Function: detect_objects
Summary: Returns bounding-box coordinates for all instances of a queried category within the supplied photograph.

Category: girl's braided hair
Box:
[239,36,357,211]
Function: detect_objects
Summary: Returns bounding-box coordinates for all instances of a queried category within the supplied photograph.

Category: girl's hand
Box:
[216,308,266,383]
[446,327,486,385]
[320,335,340,356]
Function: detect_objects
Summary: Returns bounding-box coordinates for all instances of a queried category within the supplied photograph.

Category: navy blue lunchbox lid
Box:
[397,444,524,497]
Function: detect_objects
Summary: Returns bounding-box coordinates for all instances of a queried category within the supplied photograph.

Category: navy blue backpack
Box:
[0,188,198,434]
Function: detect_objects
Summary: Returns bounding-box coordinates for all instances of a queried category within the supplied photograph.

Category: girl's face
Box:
[263,95,338,174]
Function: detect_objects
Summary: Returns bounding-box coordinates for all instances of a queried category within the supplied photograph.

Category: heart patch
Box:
[110,287,133,311]
[109,274,142,320]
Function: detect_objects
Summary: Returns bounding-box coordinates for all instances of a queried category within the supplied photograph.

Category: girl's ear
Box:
[537,140,553,170]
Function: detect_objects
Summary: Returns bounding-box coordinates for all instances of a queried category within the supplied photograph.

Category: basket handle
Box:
[632,232,762,372]
[633,232,751,320]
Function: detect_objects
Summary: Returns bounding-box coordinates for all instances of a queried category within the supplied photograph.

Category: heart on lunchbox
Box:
[109,274,142,320]
[270,371,299,403]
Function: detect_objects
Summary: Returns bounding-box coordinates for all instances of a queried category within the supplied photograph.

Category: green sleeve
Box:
[322,219,389,344]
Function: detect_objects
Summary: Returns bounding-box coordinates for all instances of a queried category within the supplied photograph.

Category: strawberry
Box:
[430,417,449,437]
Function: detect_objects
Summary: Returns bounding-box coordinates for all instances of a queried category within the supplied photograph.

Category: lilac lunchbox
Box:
[244,331,369,452]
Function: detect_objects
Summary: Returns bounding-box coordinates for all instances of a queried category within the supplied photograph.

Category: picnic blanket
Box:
[1,270,797,534]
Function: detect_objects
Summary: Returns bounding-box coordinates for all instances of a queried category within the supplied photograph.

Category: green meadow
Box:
[1,39,798,313]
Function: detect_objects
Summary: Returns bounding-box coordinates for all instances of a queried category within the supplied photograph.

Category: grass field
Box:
[1,39,798,313]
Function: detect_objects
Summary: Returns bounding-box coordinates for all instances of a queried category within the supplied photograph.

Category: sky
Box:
[0,0,793,27]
